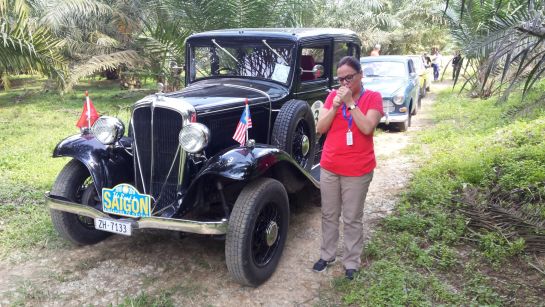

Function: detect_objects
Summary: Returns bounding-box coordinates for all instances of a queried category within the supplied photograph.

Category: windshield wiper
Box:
[262,39,289,65]
[211,39,239,64]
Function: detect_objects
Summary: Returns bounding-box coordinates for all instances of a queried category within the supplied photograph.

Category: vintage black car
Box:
[45,28,361,286]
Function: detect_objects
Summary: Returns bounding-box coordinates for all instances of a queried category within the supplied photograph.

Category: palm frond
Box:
[68,50,148,88]
[0,0,67,89]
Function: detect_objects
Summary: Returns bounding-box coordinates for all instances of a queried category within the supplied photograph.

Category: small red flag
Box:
[76,91,99,129]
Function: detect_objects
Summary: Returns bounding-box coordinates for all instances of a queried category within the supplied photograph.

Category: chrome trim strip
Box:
[131,119,147,194]
[150,95,156,194]
[46,193,228,235]
[152,145,182,214]
[131,95,195,199]
[380,114,408,123]
[178,146,187,186]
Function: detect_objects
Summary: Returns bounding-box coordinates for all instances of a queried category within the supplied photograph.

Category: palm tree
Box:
[30,0,149,90]
[136,0,320,90]
[0,0,67,90]
[445,0,545,99]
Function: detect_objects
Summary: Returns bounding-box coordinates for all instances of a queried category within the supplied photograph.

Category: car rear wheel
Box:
[50,159,111,245]
[225,178,289,286]
[272,100,316,171]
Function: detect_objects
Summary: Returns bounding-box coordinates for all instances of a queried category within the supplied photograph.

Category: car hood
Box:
[362,77,407,97]
[162,79,289,114]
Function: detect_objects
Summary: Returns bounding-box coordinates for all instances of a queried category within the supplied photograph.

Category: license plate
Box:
[102,184,151,218]
[94,217,132,236]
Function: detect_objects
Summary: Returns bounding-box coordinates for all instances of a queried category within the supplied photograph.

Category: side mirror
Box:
[410,72,417,78]
[170,61,184,71]
[312,64,324,78]
[300,64,324,78]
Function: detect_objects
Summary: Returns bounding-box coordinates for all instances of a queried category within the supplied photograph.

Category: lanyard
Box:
[342,88,365,130]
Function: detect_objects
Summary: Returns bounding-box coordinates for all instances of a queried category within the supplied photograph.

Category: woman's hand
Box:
[332,95,342,109]
[336,86,354,105]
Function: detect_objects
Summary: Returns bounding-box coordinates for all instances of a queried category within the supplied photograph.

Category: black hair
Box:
[337,56,361,72]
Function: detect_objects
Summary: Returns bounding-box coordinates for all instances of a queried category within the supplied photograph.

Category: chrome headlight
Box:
[179,123,210,153]
[392,94,404,105]
[91,116,125,145]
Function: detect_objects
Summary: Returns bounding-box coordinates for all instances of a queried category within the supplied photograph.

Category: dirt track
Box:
[0,83,445,306]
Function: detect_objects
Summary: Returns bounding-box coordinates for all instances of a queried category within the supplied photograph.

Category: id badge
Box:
[346,130,353,146]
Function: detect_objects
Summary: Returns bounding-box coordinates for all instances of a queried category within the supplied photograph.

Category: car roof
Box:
[187,28,360,42]
[360,55,410,63]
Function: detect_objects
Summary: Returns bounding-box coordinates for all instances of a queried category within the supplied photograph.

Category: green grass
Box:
[0,77,153,257]
[335,82,545,305]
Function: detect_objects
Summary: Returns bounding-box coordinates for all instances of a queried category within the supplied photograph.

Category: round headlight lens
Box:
[392,95,404,105]
[179,123,210,153]
[91,116,125,145]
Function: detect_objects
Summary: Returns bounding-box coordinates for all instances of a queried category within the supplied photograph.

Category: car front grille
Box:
[383,99,395,113]
[132,106,184,215]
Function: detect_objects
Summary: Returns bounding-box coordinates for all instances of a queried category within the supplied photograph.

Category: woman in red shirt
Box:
[313,56,383,280]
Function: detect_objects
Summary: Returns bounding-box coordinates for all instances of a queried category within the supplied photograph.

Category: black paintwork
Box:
[53,133,133,194]
[51,28,362,219]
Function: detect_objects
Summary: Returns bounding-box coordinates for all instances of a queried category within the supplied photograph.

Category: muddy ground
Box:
[0,83,445,306]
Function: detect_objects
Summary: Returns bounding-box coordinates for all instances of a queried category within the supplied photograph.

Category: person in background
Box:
[431,47,442,81]
[423,52,431,68]
[313,56,383,280]
[452,50,463,80]
[370,44,381,56]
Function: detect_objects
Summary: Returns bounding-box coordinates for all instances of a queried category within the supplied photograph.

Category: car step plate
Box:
[94,217,132,236]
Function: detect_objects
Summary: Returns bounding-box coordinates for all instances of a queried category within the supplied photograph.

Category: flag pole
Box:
[85,90,91,129]
[245,98,249,146]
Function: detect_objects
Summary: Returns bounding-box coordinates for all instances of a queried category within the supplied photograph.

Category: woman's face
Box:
[337,64,362,94]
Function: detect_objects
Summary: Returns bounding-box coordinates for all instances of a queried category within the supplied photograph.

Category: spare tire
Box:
[272,100,316,171]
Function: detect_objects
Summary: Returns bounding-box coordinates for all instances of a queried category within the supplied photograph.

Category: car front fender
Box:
[198,144,318,186]
[53,134,133,195]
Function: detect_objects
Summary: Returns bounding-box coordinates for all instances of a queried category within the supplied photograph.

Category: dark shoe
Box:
[345,269,358,280]
[312,258,336,272]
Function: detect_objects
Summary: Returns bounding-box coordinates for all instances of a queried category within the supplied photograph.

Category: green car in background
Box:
[408,55,431,102]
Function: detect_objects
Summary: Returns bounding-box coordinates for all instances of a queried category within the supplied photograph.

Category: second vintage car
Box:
[45,28,362,286]
[360,55,419,131]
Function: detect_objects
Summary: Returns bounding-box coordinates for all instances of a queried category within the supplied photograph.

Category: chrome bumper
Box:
[45,193,228,235]
[381,114,408,124]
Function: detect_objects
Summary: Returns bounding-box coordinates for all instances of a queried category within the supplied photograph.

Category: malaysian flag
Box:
[232,98,252,146]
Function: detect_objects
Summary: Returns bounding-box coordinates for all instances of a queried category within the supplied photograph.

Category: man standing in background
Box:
[452,51,463,80]
[431,47,442,81]
[370,44,381,56]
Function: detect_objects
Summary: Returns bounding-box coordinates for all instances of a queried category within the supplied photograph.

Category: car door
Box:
[407,59,419,112]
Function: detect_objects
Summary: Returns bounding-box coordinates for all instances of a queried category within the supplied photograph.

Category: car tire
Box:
[225,178,289,286]
[396,108,411,132]
[50,159,111,245]
[272,100,316,171]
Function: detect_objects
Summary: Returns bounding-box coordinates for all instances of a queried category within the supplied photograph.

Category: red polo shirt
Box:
[320,89,383,176]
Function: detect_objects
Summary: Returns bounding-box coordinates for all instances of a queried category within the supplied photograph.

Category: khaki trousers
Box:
[320,168,373,270]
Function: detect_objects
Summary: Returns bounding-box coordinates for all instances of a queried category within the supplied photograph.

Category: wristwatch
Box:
[347,104,356,111]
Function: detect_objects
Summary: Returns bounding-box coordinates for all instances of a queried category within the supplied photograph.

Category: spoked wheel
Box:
[50,159,111,245]
[291,119,312,168]
[252,202,283,267]
[226,178,289,286]
[272,100,316,171]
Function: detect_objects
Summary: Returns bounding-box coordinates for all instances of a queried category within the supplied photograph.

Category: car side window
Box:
[408,59,415,74]
[300,47,326,82]
[332,42,357,84]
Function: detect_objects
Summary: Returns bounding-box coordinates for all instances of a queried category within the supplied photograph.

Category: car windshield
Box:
[188,39,295,84]
[362,61,406,77]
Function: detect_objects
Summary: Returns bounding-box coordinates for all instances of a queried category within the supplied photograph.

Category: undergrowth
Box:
[336,82,545,305]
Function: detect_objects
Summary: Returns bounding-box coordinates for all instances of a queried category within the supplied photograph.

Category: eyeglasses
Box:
[338,72,359,83]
